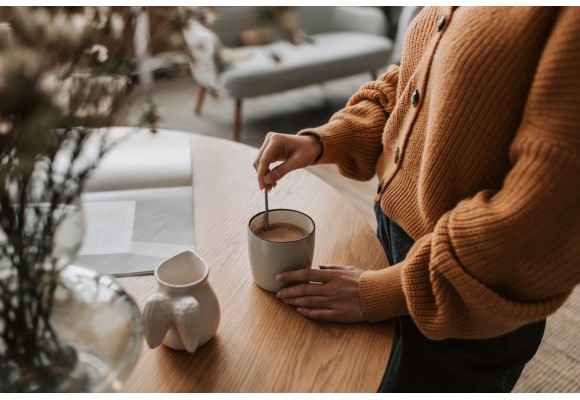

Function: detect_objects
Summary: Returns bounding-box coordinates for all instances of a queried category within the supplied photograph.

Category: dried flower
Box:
[0,23,13,49]
[88,44,109,64]
[109,13,125,39]
[0,7,149,391]
[0,120,12,135]
[0,48,49,116]
[0,9,216,389]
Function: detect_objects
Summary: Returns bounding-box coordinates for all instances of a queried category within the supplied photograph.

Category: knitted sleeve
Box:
[297,65,399,181]
[362,8,580,340]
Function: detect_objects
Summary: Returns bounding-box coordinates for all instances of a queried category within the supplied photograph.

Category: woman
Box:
[253,7,579,392]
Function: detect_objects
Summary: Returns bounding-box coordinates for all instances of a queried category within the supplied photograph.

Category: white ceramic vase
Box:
[142,251,220,353]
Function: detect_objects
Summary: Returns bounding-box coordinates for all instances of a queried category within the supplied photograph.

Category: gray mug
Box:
[247,209,315,292]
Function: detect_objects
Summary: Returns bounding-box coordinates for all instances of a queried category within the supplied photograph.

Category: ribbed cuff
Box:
[298,119,354,165]
[359,264,409,322]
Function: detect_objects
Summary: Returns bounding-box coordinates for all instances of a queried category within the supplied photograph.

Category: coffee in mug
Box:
[252,222,309,242]
[247,209,315,292]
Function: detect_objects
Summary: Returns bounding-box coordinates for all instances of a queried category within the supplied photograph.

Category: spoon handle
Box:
[264,186,269,230]
[264,169,270,230]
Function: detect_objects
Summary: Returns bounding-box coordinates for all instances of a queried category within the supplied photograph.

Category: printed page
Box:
[74,187,195,276]
[78,201,135,255]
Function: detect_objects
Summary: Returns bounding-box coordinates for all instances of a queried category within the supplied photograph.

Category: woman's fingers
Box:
[253,132,276,190]
[281,295,333,309]
[295,307,339,322]
[276,265,366,323]
[253,131,273,172]
[253,133,323,190]
[277,280,332,299]
[319,264,350,270]
[276,267,336,284]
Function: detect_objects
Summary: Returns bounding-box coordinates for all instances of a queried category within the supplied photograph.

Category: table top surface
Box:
[118,130,393,392]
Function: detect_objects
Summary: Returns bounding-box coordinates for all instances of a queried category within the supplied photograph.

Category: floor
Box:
[147,71,579,393]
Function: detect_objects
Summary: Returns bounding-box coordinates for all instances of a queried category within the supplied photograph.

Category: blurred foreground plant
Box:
[0,6,206,392]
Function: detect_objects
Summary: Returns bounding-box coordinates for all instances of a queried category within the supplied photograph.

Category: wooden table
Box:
[119,131,393,392]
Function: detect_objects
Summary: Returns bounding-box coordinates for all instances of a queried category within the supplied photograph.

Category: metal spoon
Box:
[264,169,270,231]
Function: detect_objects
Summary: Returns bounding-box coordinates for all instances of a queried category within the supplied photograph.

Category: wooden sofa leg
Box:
[195,85,206,115]
[233,99,242,142]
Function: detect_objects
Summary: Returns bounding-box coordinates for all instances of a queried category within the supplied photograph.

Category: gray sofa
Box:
[183,6,393,141]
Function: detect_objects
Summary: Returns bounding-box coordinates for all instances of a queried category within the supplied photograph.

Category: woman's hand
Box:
[253,132,322,190]
[276,264,366,323]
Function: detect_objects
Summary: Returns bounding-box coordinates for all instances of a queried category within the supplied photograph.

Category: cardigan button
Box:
[411,89,420,106]
[437,15,446,31]
[394,147,400,163]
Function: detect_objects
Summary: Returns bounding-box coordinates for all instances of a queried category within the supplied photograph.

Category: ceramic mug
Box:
[247,209,315,292]
[142,251,220,353]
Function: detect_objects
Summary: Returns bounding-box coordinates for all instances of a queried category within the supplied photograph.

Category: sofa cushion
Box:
[220,32,392,98]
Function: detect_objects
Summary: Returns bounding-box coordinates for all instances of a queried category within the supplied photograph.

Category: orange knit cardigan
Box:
[299,6,580,340]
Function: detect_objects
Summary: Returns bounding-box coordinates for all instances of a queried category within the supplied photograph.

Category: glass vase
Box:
[0,202,142,392]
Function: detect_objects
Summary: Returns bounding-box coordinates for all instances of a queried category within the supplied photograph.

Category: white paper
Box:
[78,201,136,255]
[130,241,196,259]
[75,187,195,276]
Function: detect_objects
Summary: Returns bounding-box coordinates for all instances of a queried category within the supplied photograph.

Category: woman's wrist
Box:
[303,133,323,164]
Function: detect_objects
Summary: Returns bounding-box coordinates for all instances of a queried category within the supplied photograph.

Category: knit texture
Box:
[299,7,580,340]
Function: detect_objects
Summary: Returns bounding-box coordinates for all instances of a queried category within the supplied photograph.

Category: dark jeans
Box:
[374,202,546,392]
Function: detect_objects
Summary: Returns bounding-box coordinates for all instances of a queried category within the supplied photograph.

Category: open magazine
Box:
[71,128,195,277]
